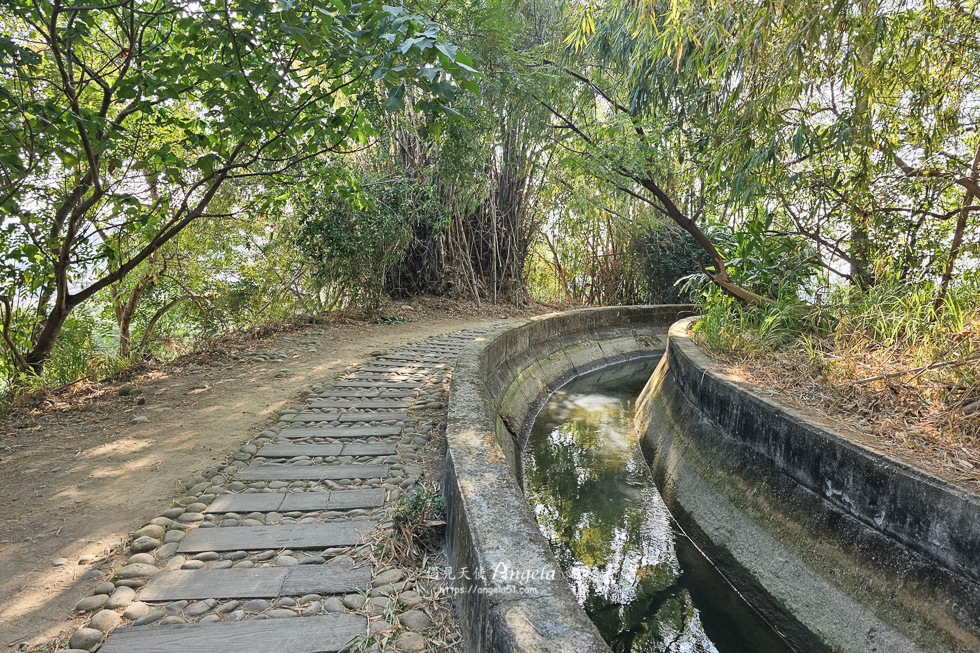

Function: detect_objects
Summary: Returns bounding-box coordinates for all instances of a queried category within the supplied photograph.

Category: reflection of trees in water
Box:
[524,387,718,653]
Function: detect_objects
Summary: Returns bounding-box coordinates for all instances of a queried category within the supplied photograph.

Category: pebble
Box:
[122,601,150,620]
[302,601,322,616]
[68,627,104,651]
[267,609,297,618]
[133,610,165,626]
[185,599,217,617]
[163,530,186,543]
[88,609,121,633]
[130,415,149,424]
[129,536,161,553]
[51,557,68,566]
[93,582,115,595]
[393,632,426,652]
[399,609,432,630]
[105,586,137,610]
[136,524,166,539]
[298,555,325,565]
[323,597,345,612]
[180,560,205,570]
[242,599,270,612]
[156,542,179,559]
[160,616,186,624]
[75,594,109,613]
[215,601,240,614]
[113,563,159,579]
[274,555,298,567]
[372,568,405,587]
[177,512,205,523]
[370,620,391,635]
[364,596,390,612]
[127,553,155,565]
[165,600,189,613]
[342,594,365,610]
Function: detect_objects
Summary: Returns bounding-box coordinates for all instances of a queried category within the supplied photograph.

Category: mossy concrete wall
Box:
[444,306,692,653]
[635,317,980,653]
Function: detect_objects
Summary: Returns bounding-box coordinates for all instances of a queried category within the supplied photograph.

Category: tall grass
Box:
[0,312,130,416]
[691,276,980,446]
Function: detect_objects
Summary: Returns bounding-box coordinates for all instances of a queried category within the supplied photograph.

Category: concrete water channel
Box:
[522,359,792,652]
[444,307,980,653]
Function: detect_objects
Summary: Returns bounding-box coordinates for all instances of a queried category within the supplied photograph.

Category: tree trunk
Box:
[849,209,874,289]
[934,142,980,313]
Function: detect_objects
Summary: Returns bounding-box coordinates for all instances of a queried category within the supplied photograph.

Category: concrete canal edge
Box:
[635,316,980,653]
[443,306,692,653]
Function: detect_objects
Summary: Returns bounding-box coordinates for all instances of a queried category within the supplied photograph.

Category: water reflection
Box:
[522,360,792,653]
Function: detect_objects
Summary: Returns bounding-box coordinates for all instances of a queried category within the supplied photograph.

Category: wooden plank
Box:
[327,488,386,510]
[289,413,340,423]
[177,522,377,553]
[139,568,288,601]
[371,360,444,368]
[307,399,410,409]
[257,444,344,458]
[364,362,443,370]
[277,426,401,439]
[374,390,417,398]
[333,381,421,388]
[316,389,380,398]
[343,372,423,378]
[208,491,347,514]
[358,367,431,374]
[235,464,389,481]
[99,613,367,653]
[276,492,331,512]
[340,443,397,456]
[339,411,406,422]
[281,563,372,596]
[385,353,454,359]
[137,563,370,602]
[206,493,286,513]
[279,488,383,511]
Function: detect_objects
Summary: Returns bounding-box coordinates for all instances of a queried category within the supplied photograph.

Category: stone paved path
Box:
[63,329,490,653]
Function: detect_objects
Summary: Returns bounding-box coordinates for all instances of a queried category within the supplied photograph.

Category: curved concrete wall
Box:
[444,306,693,653]
[635,317,980,653]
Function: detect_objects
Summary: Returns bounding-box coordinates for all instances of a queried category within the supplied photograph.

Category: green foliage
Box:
[390,481,446,555]
[375,316,411,325]
[294,176,447,314]
[533,0,980,311]
[630,220,704,304]
[1,309,127,397]
[692,291,832,353]
[0,0,478,370]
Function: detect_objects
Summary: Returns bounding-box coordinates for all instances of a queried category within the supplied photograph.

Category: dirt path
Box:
[0,307,521,651]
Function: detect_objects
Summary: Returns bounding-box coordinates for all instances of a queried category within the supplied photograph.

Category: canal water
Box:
[521,359,794,653]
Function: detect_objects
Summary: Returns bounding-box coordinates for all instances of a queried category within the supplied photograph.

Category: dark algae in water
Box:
[522,360,794,653]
